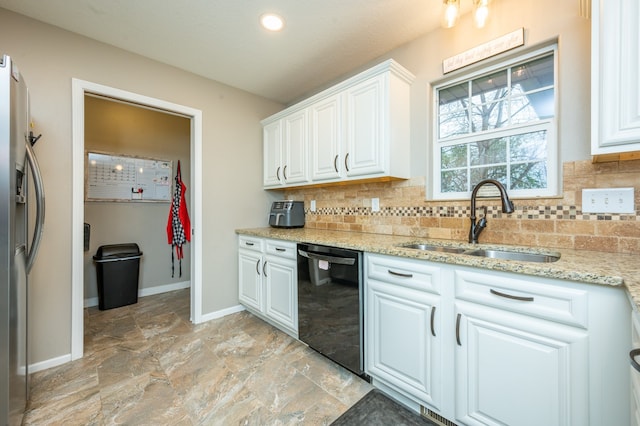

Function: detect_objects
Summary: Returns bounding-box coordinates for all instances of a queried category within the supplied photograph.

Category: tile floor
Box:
[23,289,372,425]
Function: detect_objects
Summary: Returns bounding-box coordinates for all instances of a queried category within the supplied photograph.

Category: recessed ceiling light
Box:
[260,13,284,31]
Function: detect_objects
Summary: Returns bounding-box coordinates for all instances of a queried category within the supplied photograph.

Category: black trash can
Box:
[93,243,143,310]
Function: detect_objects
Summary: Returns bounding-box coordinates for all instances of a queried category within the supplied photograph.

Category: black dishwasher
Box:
[297,243,367,379]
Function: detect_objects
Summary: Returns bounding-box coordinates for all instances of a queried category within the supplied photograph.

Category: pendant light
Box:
[442,0,491,29]
[441,0,460,29]
[473,0,490,28]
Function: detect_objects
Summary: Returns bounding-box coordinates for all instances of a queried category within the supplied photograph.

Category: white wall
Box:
[0,8,282,365]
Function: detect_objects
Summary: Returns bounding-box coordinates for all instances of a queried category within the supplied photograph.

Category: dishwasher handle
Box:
[298,249,356,266]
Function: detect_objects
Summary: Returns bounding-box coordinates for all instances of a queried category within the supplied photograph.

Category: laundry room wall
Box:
[83,95,191,306]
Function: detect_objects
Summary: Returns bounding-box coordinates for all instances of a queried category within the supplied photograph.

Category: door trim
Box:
[70,79,203,360]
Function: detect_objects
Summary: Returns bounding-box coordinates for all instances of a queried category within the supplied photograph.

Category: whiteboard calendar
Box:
[86,152,173,202]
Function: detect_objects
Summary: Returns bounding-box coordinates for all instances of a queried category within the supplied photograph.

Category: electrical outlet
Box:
[371,198,380,212]
[582,188,635,213]
[310,200,316,212]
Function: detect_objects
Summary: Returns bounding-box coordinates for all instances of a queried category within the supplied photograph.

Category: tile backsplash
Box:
[283,159,640,254]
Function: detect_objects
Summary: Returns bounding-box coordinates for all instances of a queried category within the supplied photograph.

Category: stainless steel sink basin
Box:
[401,244,467,254]
[464,249,560,263]
[399,243,560,263]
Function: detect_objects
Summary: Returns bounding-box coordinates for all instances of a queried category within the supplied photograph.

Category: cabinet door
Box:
[283,110,309,185]
[592,0,640,154]
[263,120,283,187]
[631,310,640,426]
[455,302,589,426]
[264,256,297,333]
[238,249,263,311]
[367,278,442,410]
[310,94,343,182]
[344,75,385,177]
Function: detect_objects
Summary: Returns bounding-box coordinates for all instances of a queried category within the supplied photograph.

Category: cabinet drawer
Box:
[239,236,264,252]
[366,254,440,294]
[265,239,297,260]
[454,268,588,328]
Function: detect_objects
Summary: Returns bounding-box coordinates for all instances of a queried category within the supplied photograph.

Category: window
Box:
[433,46,558,199]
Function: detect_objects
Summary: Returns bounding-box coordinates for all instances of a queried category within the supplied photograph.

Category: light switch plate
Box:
[371,198,380,212]
[310,200,316,212]
[582,188,635,213]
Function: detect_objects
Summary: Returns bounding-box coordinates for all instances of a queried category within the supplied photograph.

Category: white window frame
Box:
[431,45,559,200]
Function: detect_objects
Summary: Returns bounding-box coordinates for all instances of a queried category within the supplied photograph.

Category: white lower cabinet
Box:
[454,268,590,426]
[366,254,443,411]
[455,302,589,425]
[365,253,630,426]
[631,309,640,426]
[238,236,297,337]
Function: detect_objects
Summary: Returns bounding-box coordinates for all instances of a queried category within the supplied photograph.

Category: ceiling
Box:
[0,0,474,104]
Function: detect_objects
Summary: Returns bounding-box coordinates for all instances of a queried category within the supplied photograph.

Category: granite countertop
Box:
[236,227,640,310]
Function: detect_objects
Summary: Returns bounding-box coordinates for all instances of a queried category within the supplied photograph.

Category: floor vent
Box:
[420,406,458,426]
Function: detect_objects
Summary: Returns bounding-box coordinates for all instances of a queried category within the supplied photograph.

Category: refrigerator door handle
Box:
[25,139,45,273]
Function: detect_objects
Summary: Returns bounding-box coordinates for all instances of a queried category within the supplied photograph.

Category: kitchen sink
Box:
[463,249,560,263]
[399,243,560,263]
[401,243,467,254]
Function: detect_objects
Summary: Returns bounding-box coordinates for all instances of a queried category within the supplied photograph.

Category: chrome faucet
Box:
[469,179,515,244]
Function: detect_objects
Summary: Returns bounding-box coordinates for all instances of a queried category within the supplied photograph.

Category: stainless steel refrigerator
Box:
[1,55,45,426]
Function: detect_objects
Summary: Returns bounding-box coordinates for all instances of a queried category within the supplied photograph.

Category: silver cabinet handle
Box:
[334,155,339,173]
[490,288,534,302]
[263,261,267,277]
[275,247,286,252]
[387,269,413,278]
[283,165,288,180]
[456,313,462,346]
[630,349,640,373]
[245,242,254,246]
[276,166,281,181]
[430,306,436,337]
[344,152,350,172]
[255,259,260,275]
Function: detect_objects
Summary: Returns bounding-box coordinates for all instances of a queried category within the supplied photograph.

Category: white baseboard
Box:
[84,281,191,308]
[29,353,72,374]
[199,304,245,323]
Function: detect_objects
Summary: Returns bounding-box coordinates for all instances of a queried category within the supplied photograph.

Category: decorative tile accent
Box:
[305,205,638,221]
[284,159,640,253]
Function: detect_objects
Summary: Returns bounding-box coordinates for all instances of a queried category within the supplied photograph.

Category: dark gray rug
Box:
[331,389,438,426]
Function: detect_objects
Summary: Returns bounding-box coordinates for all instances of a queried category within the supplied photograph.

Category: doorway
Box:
[71,79,203,360]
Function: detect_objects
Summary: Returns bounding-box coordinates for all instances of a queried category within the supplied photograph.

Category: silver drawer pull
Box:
[430,306,436,337]
[388,269,413,278]
[490,288,534,302]
[630,349,640,373]
[245,242,254,246]
[276,247,286,252]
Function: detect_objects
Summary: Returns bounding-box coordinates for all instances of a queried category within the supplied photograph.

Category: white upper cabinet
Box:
[263,109,309,188]
[592,0,640,156]
[263,59,414,189]
[263,120,283,187]
[310,94,342,181]
[344,74,385,178]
